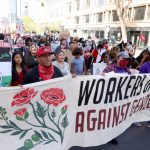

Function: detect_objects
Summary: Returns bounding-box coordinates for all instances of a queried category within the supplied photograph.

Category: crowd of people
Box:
[1,32,150,145]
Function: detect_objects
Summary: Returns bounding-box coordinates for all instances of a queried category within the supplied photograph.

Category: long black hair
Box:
[136,49,150,64]
[12,51,27,82]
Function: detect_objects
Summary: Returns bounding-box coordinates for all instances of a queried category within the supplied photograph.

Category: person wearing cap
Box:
[103,51,130,74]
[22,46,63,84]
[52,50,71,76]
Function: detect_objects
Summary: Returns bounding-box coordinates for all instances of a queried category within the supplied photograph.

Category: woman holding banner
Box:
[103,51,131,145]
[11,51,27,86]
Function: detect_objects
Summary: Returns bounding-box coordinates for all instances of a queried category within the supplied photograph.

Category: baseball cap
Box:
[37,46,54,57]
[118,51,130,59]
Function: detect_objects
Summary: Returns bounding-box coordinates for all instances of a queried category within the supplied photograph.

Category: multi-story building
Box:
[8,0,27,23]
[47,0,150,47]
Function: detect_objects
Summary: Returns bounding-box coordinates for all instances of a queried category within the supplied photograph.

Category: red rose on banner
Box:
[11,88,38,106]
[14,108,27,118]
[41,88,66,106]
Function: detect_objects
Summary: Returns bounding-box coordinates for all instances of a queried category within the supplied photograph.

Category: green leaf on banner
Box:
[19,131,28,139]
[5,117,8,120]
[24,139,33,149]
[2,108,6,112]
[0,125,12,129]
[51,109,56,118]
[24,112,29,120]
[44,141,52,145]
[0,107,2,111]
[31,134,40,142]
[17,146,28,150]
[61,115,69,128]
[3,111,7,115]
[41,130,49,139]
[11,130,22,135]
[0,130,12,133]
[9,121,20,129]
[34,130,43,140]
[16,116,25,121]
[36,102,46,118]
[61,107,67,115]
[48,132,55,140]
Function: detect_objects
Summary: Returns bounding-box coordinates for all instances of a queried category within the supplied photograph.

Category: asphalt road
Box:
[70,122,150,150]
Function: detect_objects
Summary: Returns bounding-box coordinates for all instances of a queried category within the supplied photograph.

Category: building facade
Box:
[47,0,150,47]
[8,0,27,23]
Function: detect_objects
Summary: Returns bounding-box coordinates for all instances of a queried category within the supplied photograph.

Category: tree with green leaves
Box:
[23,16,36,33]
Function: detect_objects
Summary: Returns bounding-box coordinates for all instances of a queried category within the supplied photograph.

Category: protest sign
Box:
[0,41,12,87]
[93,63,107,75]
[59,30,70,39]
[0,74,150,149]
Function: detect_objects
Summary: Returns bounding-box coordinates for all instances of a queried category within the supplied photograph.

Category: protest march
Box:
[0,27,150,150]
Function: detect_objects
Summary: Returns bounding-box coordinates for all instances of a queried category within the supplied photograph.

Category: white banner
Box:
[0,74,150,150]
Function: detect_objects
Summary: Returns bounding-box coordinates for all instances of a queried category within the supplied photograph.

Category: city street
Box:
[70,122,150,150]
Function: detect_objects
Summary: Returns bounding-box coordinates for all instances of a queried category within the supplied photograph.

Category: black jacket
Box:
[22,65,63,85]
[24,51,38,69]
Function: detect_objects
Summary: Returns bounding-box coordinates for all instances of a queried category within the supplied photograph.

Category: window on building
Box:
[128,8,132,20]
[85,15,90,23]
[134,6,146,21]
[67,2,72,13]
[75,16,79,24]
[76,0,80,11]
[97,13,103,22]
[108,11,111,22]
[95,31,100,39]
[97,0,104,7]
[147,5,150,20]
[112,10,119,22]
[86,0,90,8]
[100,31,104,39]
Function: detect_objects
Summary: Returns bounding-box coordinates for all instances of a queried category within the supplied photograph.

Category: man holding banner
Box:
[23,46,63,84]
